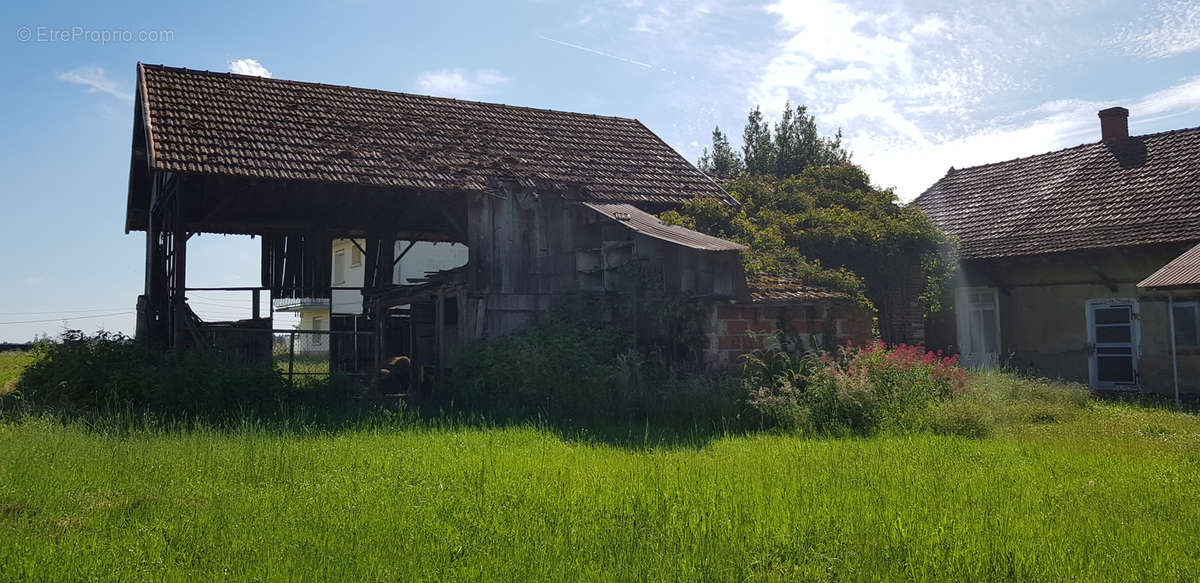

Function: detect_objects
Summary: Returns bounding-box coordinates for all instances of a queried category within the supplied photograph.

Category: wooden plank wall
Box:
[463,188,750,342]
[466,189,583,338]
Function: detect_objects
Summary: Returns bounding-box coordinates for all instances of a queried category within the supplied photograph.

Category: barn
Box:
[125,64,871,387]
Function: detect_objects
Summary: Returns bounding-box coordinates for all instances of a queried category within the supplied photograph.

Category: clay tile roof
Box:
[582,202,747,251]
[1138,243,1200,288]
[912,127,1200,259]
[745,273,853,303]
[135,63,734,207]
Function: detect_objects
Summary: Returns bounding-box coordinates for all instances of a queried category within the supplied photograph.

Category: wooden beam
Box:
[172,186,187,354]
[393,240,417,267]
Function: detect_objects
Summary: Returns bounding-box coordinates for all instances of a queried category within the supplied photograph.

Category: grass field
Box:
[2,368,1199,580]
[0,351,33,393]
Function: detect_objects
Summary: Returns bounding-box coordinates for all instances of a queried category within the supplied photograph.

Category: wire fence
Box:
[197,327,377,384]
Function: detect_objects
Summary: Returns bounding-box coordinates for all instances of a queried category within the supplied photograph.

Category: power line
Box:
[0,311,134,325]
[0,307,129,315]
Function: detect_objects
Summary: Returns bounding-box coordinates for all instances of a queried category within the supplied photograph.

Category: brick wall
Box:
[702,301,873,368]
[879,263,926,345]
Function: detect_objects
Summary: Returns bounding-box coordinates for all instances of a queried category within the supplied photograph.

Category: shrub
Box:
[965,369,1091,426]
[445,316,625,422]
[6,330,367,423]
[744,339,968,434]
[443,313,745,427]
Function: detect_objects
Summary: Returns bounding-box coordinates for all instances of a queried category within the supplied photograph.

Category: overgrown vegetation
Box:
[743,338,968,434]
[4,330,366,424]
[664,166,954,311]
[3,366,1199,581]
[685,102,957,314]
[928,369,1093,438]
[7,332,1200,580]
[443,280,744,427]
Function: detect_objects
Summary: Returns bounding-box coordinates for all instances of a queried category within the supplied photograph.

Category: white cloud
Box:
[631,6,671,33]
[1115,0,1200,59]
[415,69,510,99]
[855,77,1200,200]
[56,67,132,101]
[751,0,1008,119]
[747,0,1150,199]
[911,14,947,37]
[229,58,272,77]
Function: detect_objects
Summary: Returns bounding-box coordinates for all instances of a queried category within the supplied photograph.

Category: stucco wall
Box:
[941,244,1200,395]
[331,239,366,315]
[296,307,330,355]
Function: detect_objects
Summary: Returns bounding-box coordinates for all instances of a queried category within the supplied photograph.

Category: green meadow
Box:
[1,365,1199,581]
[0,351,33,392]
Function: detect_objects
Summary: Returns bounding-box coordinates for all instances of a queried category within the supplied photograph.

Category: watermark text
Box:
[17,26,174,44]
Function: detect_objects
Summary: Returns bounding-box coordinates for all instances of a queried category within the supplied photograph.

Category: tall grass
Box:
[2,372,1199,581]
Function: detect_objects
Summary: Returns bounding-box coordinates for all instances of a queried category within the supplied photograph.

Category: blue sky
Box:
[2,0,1199,341]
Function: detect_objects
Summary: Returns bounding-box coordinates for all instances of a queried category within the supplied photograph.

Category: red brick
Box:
[753,321,776,333]
[725,320,748,335]
[716,304,740,320]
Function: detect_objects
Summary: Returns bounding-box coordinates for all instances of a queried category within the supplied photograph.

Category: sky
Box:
[1,0,1199,341]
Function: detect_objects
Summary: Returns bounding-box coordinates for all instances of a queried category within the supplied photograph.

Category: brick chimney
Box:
[1098,107,1129,141]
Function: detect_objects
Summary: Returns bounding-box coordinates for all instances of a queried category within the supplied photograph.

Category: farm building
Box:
[124,64,869,388]
[915,107,1200,398]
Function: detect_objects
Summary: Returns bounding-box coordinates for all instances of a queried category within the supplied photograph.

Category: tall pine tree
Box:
[697,126,744,178]
[774,101,848,178]
[742,106,777,177]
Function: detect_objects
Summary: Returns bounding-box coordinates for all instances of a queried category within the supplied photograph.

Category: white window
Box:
[311,316,324,346]
[333,250,346,285]
[955,287,1001,369]
[351,245,362,267]
[1174,302,1199,347]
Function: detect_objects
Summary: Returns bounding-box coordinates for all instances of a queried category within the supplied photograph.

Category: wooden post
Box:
[375,302,387,384]
[252,289,261,320]
[172,188,187,354]
[435,288,445,380]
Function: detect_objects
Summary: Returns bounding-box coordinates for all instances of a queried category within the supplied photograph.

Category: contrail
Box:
[537,35,654,70]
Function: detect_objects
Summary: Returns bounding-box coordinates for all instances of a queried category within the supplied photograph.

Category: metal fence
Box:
[196,326,376,384]
[274,328,376,382]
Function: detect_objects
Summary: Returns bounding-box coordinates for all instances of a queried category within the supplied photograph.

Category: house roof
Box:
[134,63,734,207]
[582,202,747,252]
[912,126,1200,259]
[745,273,854,303]
[1138,243,1200,289]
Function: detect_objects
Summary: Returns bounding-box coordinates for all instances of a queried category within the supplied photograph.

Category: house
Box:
[125,64,870,385]
[273,238,467,354]
[914,107,1200,395]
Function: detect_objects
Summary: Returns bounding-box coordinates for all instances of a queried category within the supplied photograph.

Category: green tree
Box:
[742,106,777,177]
[774,101,850,178]
[660,166,955,315]
[697,126,744,178]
